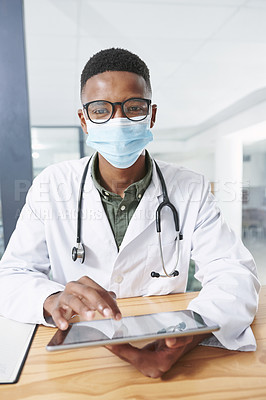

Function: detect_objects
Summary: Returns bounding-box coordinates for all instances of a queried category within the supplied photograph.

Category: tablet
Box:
[46,310,220,351]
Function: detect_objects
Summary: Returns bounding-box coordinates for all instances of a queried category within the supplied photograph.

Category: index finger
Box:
[73,277,122,320]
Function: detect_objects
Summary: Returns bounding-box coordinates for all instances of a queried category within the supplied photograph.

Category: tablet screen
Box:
[46,310,219,351]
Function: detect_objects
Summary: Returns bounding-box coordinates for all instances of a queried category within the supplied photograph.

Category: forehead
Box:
[82,71,149,103]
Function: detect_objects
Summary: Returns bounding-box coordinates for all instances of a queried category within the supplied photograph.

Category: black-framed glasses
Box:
[83,97,152,124]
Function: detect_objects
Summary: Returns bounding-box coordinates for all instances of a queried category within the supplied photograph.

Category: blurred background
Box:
[1,0,266,285]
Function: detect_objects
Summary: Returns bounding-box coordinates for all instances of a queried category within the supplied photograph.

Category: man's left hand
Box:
[105,334,209,378]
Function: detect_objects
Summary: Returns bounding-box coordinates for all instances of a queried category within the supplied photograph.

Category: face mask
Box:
[84,116,153,169]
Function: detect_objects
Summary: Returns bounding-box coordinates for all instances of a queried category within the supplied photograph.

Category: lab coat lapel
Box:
[120,159,162,250]
[82,165,118,252]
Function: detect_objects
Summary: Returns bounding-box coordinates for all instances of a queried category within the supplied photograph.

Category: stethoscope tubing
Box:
[72,155,182,278]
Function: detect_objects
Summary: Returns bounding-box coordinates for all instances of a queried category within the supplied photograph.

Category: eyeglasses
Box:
[83,97,151,124]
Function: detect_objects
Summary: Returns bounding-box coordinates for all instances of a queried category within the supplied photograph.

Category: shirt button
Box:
[104,191,110,196]
[120,205,126,211]
[138,194,142,199]
[114,275,123,284]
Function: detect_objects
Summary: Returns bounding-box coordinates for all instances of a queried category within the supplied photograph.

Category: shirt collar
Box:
[91,152,153,201]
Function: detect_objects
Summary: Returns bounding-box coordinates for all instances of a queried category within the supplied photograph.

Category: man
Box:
[0,48,260,378]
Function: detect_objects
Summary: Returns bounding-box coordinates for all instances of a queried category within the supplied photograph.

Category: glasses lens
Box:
[123,99,149,121]
[87,101,112,123]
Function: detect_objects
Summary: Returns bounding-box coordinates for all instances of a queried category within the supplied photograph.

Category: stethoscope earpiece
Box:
[151,270,179,278]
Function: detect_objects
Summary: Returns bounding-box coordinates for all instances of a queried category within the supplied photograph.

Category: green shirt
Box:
[91,153,153,249]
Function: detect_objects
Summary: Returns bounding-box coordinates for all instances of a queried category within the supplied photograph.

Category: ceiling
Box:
[24,0,266,138]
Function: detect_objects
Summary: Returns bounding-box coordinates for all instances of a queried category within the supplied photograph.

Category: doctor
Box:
[0,48,260,378]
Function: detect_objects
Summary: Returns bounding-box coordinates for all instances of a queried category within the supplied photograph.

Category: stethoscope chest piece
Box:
[72,243,85,263]
[72,157,91,264]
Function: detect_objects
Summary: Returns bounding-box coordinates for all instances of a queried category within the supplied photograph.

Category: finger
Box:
[165,335,193,349]
[54,293,95,324]
[108,291,117,300]
[142,339,165,352]
[59,293,96,321]
[66,281,121,320]
[51,308,69,330]
[78,277,119,313]
[99,290,121,320]
[78,276,115,293]
[106,343,167,378]
[80,288,117,318]
[105,343,141,364]
[61,304,75,321]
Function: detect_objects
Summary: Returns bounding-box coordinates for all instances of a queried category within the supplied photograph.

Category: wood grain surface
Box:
[0,288,265,400]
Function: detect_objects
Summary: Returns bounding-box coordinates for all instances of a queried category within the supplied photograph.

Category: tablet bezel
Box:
[46,310,220,352]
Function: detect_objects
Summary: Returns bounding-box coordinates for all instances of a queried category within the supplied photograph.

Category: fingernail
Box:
[115,313,122,321]
[60,321,67,330]
[103,308,112,317]
[167,338,177,346]
[86,310,95,320]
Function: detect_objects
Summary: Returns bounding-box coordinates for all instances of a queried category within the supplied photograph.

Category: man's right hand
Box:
[43,276,121,330]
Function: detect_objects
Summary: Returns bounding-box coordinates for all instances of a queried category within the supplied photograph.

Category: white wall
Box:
[180,153,215,182]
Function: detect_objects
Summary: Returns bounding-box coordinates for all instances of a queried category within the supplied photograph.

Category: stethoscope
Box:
[72,156,183,278]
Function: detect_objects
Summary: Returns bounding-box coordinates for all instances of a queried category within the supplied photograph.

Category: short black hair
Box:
[80,48,151,96]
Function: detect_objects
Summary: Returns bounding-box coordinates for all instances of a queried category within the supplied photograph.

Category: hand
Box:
[106,334,209,378]
[43,276,121,330]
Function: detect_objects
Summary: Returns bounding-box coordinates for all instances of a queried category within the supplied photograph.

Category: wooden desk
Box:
[1,287,266,400]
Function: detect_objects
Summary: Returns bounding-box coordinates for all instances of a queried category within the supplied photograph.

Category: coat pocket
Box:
[143,240,184,295]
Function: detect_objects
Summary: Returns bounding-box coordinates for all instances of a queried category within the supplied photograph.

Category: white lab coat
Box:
[0,155,260,351]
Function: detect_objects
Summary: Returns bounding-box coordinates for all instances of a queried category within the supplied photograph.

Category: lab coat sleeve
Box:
[187,176,260,351]
[0,175,65,325]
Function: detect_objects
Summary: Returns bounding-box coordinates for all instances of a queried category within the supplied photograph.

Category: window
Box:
[31,127,83,176]
[242,140,266,285]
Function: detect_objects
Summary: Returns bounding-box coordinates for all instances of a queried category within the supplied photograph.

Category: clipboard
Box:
[0,316,37,384]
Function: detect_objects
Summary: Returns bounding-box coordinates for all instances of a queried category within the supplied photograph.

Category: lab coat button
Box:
[120,205,126,211]
[114,275,123,284]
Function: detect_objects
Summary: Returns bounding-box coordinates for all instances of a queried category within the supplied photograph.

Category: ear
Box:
[150,104,157,129]
[78,108,88,134]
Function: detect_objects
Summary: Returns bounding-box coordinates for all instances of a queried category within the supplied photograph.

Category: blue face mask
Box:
[85,117,153,169]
